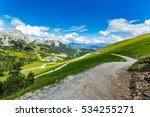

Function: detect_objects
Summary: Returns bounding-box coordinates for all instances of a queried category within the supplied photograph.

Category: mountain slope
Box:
[99,34,150,58]
[0,30,94,58]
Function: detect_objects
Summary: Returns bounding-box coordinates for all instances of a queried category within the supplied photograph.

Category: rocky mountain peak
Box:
[33,39,61,47]
[0,29,29,46]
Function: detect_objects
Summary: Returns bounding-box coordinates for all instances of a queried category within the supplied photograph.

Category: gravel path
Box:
[19,54,137,100]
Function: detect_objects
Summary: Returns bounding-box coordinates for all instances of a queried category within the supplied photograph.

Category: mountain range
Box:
[68,43,109,50]
[0,30,94,58]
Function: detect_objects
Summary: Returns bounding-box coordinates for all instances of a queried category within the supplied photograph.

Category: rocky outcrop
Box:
[0,30,29,46]
[130,72,150,100]
[33,39,61,47]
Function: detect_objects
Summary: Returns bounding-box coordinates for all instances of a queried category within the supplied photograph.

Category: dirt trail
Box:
[19,54,137,100]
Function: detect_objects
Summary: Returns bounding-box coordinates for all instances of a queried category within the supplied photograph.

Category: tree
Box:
[0,81,3,96]
[0,62,5,76]
[2,60,25,95]
[27,71,34,85]
[1,59,35,96]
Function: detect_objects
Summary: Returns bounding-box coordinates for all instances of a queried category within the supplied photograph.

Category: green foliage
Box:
[0,61,34,97]
[3,70,26,95]
[27,71,34,85]
[129,56,150,72]
[0,64,4,76]
[1,53,123,99]
[0,81,3,95]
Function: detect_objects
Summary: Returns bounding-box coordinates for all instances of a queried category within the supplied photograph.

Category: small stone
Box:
[137,92,142,96]
[143,90,150,98]
[117,83,120,86]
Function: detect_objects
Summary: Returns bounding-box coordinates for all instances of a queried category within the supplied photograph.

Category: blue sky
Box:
[0,0,150,44]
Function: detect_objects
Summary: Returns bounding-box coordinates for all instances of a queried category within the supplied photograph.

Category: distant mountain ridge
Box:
[0,30,94,57]
[33,39,61,47]
[68,43,109,50]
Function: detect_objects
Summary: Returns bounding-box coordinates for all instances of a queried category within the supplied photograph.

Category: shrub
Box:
[0,62,35,96]
[0,81,3,95]
[27,71,35,85]
[2,69,26,95]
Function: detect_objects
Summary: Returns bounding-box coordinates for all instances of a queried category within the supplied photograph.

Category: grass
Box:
[1,53,123,99]
[99,34,150,59]
[21,62,46,69]
[0,76,7,82]
[128,56,150,72]
[22,61,69,77]
[0,61,68,82]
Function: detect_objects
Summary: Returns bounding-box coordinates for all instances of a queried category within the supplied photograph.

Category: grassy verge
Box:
[0,61,69,81]
[128,56,150,72]
[23,61,69,77]
[21,62,46,69]
[1,53,124,100]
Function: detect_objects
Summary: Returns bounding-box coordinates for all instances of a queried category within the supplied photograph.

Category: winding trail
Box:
[19,54,137,100]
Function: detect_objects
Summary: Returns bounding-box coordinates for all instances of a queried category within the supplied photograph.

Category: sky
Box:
[0,0,150,44]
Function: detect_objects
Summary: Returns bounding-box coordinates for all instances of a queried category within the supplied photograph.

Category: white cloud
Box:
[52,28,62,33]
[11,18,25,26]
[99,18,150,43]
[1,15,92,44]
[63,32,90,44]
[98,34,124,43]
[9,17,50,38]
[16,25,50,37]
[4,15,150,45]
[6,16,90,43]
[0,20,4,31]
[64,25,88,32]
[2,16,91,44]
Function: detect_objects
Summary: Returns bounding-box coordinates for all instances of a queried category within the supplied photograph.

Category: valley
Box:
[0,30,150,100]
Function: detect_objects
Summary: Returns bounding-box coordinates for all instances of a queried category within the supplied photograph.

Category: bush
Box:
[0,62,35,96]
[0,81,3,95]
[2,69,25,95]
[27,71,34,85]
[128,56,150,72]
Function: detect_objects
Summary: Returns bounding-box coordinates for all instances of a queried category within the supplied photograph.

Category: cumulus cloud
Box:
[63,32,90,44]
[0,20,4,31]
[99,18,150,43]
[2,16,92,44]
[3,15,150,45]
[52,28,62,34]
[11,18,25,26]
[63,25,88,32]
[9,17,51,38]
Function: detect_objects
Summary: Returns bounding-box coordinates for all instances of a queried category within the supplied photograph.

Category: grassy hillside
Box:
[99,34,150,58]
[1,53,123,99]
[2,34,150,99]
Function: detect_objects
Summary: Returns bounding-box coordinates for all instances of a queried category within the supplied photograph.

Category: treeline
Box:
[0,61,34,97]
[0,54,37,76]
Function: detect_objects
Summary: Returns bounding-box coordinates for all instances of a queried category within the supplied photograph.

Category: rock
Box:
[144,76,150,82]
[143,90,150,98]
[0,29,29,46]
[137,92,142,96]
